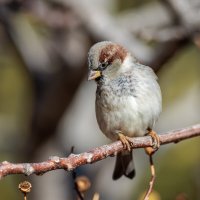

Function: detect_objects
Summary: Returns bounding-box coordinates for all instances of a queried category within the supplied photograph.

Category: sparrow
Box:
[87,41,162,180]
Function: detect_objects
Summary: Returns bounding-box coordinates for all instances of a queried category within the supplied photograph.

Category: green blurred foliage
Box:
[158,44,200,108]
[0,31,33,200]
[0,37,33,134]
[0,176,21,200]
[154,138,200,200]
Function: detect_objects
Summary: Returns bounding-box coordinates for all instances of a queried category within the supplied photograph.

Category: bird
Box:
[87,41,162,180]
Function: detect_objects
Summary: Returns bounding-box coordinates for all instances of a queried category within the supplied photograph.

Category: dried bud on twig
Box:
[18,181,32,200]
[18,181,32,193]
[75,176,91,193]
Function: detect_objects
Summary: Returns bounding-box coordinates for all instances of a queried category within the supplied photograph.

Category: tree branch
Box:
[0,124,199,179]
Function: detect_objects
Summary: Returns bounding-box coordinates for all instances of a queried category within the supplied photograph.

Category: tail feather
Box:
[112,150,135,180]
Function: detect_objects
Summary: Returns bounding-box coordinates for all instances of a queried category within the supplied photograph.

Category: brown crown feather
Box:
[99,44,127,65]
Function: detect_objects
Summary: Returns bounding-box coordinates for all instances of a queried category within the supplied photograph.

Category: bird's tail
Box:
[112,150,135,180]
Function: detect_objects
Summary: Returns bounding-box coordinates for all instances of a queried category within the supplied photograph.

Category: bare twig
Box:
[118,2,172,34]
[143,155,156,200]
[71,146,87,200]
[166,0,200,27]
[138,26,187,43]
[0,124,199,179]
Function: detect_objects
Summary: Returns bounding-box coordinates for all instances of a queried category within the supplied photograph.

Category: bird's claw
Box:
[118,132,133,152]
[149,130,160,150]
[145,129,160,155]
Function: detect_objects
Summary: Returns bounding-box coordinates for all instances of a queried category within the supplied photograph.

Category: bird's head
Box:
[88,41,133,81]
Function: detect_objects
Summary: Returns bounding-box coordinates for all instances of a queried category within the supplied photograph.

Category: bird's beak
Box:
[88,70,101,81]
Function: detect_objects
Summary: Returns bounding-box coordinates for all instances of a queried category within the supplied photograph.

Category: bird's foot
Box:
[145,129,160,155]
[118,132,133,152]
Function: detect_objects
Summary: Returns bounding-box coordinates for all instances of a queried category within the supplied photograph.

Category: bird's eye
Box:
[99,62,109,71]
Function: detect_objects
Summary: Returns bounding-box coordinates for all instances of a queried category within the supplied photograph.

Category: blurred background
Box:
[0,0,200,199]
